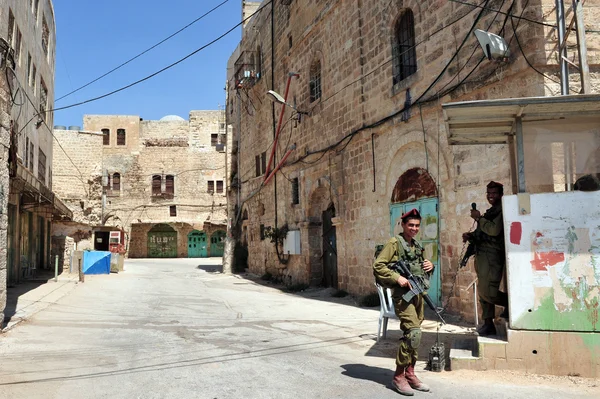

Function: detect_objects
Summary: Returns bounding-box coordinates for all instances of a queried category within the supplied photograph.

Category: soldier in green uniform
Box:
[462,181,509,336]
[373,209,434,396]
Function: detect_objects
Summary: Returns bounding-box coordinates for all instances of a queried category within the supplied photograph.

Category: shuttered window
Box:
[152,175,162,195]
[165,175,174,197]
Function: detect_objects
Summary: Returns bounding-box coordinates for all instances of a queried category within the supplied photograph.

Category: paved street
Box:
[0,259,598,399]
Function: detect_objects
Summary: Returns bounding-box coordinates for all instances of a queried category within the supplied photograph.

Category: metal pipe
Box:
[263,145,296,186]
[264,73,298,180]
[555,0,569,95]
[54,255,58,282]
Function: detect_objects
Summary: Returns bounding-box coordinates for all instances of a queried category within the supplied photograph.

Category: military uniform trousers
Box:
[393,292,424,367]
[475,248,508,319]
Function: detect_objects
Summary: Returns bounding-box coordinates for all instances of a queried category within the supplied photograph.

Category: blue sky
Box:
[53,0,242,127]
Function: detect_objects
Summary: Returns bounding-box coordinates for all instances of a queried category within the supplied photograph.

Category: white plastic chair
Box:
[375,283,398,341]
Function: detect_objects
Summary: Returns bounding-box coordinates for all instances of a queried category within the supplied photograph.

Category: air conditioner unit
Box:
[283,230,301,255]
[216,143,225,152]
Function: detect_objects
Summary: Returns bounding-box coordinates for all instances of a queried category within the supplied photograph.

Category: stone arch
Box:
[391,167,437,203]
[307,177,336,221]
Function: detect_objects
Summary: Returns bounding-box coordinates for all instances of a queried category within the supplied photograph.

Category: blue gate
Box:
[390,198,441,306]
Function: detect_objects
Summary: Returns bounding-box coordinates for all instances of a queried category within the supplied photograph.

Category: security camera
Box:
[474,29,510,61]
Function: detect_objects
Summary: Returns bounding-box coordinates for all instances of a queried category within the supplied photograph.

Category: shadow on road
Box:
[341,363,392,386]
[196,264,223,273]
[4,280,48,327]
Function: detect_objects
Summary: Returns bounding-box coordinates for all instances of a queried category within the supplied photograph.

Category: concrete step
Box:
[450,318,508,371]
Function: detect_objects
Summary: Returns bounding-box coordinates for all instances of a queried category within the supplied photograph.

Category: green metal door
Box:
[210,230,226,257]
[390,198,441,306]
[188,230,207,258]
[147,224,177,258]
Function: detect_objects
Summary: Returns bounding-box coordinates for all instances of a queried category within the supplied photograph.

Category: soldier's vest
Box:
[474,205,504,252]
[396,235,428,285]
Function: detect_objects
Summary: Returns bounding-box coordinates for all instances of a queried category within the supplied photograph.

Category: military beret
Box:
[401,208,421,220]
[487,181,503,189]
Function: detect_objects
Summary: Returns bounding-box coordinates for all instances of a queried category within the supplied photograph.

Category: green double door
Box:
[188,231,207,258]
[390,198,441,306]
[148,224,177,258]
[210,230,226,258]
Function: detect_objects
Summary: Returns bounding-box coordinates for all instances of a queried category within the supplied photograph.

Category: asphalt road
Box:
[0,258,597,399]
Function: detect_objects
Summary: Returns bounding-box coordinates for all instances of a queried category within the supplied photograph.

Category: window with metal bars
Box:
[38,149,46,185]
[29,142,35,170]
[291,177,299,205]
[112,173,121,192]
[7,10,14,48]
[211,134,218,146]
[170,205,177,217]
[165,175,174,198]
[309,60,322,103]
[208,181,215,193]
[40,79,48,122]
[117,129,126,145]
[216,180,224,193]
[255,155,261,177]
[102,129,110,145]
[25,137,29,169]
[392,9,417,85]
[261,151,266,175]
[42,17,49,58]
[152,175,162,196]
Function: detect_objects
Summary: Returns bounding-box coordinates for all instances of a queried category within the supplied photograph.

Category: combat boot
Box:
[405,363,430,392]
[477,319,496,336]
[392,365,414,396]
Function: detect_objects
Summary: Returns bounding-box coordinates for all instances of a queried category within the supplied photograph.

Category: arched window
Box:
[117,128,126,145]
[152,175,161,196]
[392,9,417,85]
[102,128,110,145]
[112,173,121,192]
[309,59,322,102]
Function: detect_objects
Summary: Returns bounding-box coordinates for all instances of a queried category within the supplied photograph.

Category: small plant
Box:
[359,292,380,308]
[332,289,349,298]
[261,272,273,281]
[286,283,309,292]
[263,224,289,246]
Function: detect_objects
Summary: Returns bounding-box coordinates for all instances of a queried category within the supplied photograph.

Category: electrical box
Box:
[283,230,301,255]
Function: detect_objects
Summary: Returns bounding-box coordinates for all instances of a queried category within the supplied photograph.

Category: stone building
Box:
[52,111,228,259]
[226,0,600,320]
[0,0,72,323]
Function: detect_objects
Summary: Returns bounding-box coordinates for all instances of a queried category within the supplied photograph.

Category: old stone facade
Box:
[0,0,71,323]
[227,0,600,320]
[52,112,228,258]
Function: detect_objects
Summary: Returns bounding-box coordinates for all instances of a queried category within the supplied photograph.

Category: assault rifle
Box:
[389,259,446,324]
[459,203,478,268]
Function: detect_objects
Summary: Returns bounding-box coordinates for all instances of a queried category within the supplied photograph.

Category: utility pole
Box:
[573,0,591,93]
[555,0,569,95]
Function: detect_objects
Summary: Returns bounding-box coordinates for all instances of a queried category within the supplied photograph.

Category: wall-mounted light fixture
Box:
[474,29,510,62]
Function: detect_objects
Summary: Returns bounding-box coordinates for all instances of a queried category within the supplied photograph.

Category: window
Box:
[31,64,37,93]
[112,173,121,192]
[38,149,46,184]
[165,175,174,198]
[102,128,110,145]
[14,28,22,65]
[29,142,35,170]
[208,181,215,193]
[255,155,261,177]
[216,180,224,193]
[392,9,417,85]
[255,151,267,177]
[219,122,226,130]
[211,133,218,146]
[27,54,32,85]
[33,0,40,22]
[261,151,267,175]
[7,10,14,49]
[309,60,322,102]
[42,17,50,58]
[219,134,226,144]
[292,177,300,205]
[117,129,126,145]
[25,137,29,169]
[152,175,162,196]
[256,46,262,80]
[169,205,177,217]
[40,79,48,122]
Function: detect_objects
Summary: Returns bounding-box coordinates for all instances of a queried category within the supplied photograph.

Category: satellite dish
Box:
[474,29,510,61]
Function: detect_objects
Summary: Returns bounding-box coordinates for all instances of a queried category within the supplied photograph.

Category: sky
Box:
[52,0,242,127]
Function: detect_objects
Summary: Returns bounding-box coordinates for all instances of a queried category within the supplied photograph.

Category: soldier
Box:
[462,181,509,336]
[373,208,434,396]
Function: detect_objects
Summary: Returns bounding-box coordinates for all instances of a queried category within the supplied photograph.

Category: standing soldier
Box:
[373,208,434,396]
[462,181,509,336]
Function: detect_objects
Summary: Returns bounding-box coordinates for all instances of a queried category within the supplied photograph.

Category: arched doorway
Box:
[389,168,441,306]
[147,224,177,258]
[322,203,337,288]
[188,230,207,258]
[210,230,226,257]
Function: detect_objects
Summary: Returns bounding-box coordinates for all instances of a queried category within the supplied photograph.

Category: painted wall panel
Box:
[504,191,600,332]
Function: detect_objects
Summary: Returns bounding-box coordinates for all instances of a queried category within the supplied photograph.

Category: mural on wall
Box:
[504,191,600,332]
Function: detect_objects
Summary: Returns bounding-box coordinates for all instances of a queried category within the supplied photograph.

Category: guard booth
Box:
[443,94,600,377]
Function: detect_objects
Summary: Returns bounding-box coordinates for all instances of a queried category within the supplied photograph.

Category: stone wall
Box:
[53,111,228,258]
[227,0,600,321]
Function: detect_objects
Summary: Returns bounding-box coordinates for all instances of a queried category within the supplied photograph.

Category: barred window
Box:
[40,79,48,122]
[292,177,299,205]
[102,128,110,145]
[152,175,162,195]
[211,133,218,146]
[117,129,126,145]
[392,9,417,85]
[42,17,50,58]
[7,10,14,47]
[208,181,215,193]
[170,205,177,217]
[38,149,46,185]
[216,180,224,193]
[309,59,322,102]
[165,175,174,196]
[112,173,121,192]
[261,151,267,175]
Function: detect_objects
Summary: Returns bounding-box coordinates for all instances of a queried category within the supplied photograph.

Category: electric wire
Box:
[55,0,230,102]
